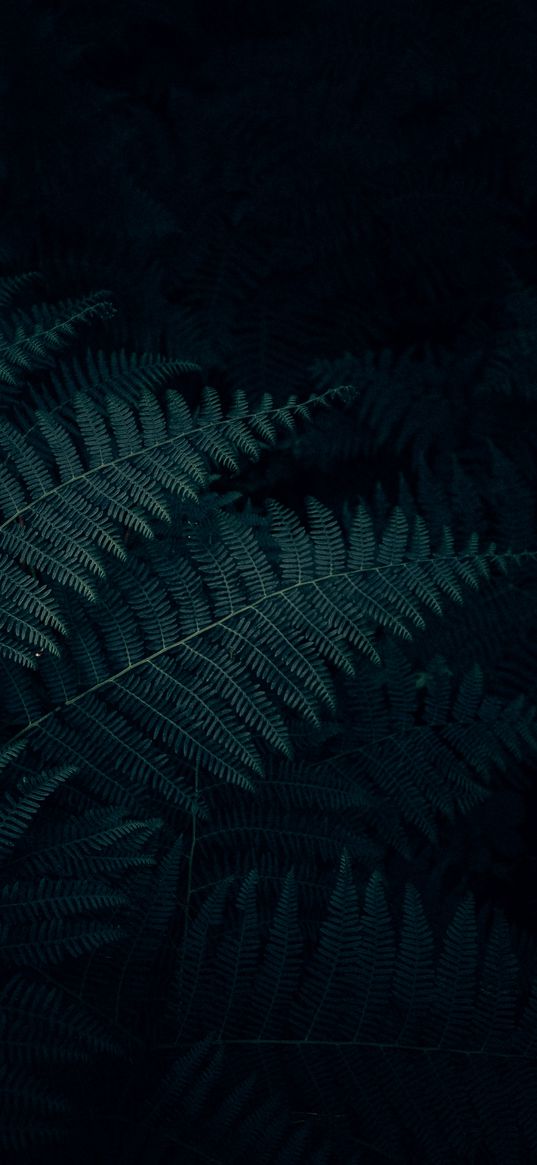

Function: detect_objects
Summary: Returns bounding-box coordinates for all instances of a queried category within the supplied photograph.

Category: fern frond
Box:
[0,382,354,669]
[0,1062,70,1152]
[4,805,161,879]
[5,500,534,803]
[129,863,537,1165]
[34,346,202,419]
[0,292,117,388]
[1,971,128,1063]
[0,876,128,966]
[308,644,537,846]
[0,915,126,967]
[0,761,77,863]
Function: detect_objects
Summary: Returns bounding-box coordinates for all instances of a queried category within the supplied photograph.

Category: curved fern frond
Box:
[4,500,534,801]
[0,756,77,863]
[0,382,354,668]
[0,291,117,389]
[33,347,203,420]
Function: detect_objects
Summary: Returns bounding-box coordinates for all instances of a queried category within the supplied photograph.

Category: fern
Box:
[0,280,535,1162]
[268,645,537,854]
[1,0,537,1153]
[4,804,161,880]
[0,291,117,390]
[0,380,355,670]
[1,971,128,1064]
[0,878,128,968]
[14,347,203,431]
[111,861,537,1165]
[4,497,530,800]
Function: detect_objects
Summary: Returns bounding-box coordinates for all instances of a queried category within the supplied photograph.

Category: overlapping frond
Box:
[0,383,355,669]
[122,862,537,1165]
[4,498,534,806]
